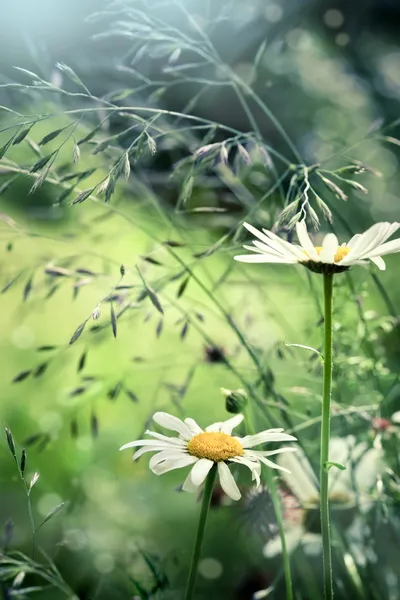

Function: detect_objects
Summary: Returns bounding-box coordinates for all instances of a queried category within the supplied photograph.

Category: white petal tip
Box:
[119,443,131,451]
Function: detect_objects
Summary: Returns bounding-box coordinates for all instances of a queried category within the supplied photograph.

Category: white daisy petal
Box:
[245,447,298,459]
[220,414,244,434]
[243,244,295,262]
[369,256,386,270]
[234,254,295,264]
[152,412,192,440]
[296,221,319,261]
[243,222,275,246]
[217,462,241,501]
[239,431,297,448]
[262,229,307,260]
[319,233,339,263]
[184,418,203,435]
[120,439,175,451]
[149,450,188,470]
[363,222,400,254]
[151,455,198,475]
[347,233,361,248]
[365,237,400,258]
[132,445,176,460]
[347,222,391,259]
[206,421,224,432]
[276,447,318,502]
[230,456,261,487]
[257,455,291,472]
[145,431,187,446]
[353,447,381,494]
[250,241,285,257]
[190,458,214,485]
[182,469,200,493]
[242,245,270,255]
[243,223,302,262]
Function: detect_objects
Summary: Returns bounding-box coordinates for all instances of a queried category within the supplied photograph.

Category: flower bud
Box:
[221,387,248,414]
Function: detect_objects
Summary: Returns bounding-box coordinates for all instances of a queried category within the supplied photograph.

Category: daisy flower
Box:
[234,221,400,273]
[263,436,381,558]
[120,412,297,501]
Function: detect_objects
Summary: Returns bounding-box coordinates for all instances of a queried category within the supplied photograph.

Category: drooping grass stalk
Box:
[244,411,293,600]
[320,273,334,600]
[184,464,217,600]
[4,429,36,558]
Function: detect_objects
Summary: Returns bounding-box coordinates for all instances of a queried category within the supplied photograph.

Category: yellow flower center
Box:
[187,432,244,461]
[314,246,351,263]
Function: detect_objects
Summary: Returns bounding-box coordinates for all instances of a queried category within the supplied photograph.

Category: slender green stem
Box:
[244,411,293,600]
[264,469,293,600]
[184,465,217,600]
[12,453,36,558]
[321,273,334,600]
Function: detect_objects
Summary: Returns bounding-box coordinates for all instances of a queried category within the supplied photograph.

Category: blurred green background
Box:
[0,1,399,599]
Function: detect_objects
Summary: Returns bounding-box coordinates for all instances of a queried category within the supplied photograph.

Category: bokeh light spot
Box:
[94,552,115,574]
[335,33,350,47]
[323,9,344,29]
[265,4,283,23]
[198,557,223,580]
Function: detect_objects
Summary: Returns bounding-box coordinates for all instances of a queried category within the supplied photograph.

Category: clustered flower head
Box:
[234,221,400,273]
[120,412,297,501]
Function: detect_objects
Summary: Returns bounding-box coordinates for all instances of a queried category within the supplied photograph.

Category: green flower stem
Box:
[244,412,293,600]
[321,273,334,600]
[184,464,217,600]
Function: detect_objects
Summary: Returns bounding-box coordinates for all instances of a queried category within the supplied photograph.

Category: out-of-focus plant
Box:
[0,1,399,599]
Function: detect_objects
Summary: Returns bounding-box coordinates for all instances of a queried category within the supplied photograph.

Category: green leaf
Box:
[30,153,55,173]
[125,389,139,403]
[324,461,346,472]
[178,175,194,207]
[71,187,95,205]
[1,272,22,293]
[146,133,157,155]
[0,131,22,158]
[12,370,31,383]
[110,303,117,338]
[104,176,116,203]
[136,267,164,314]
[5,427,16,458]
[34,362,48,378]
[147,287,164,315]
[55,62,90,93]
[35,502,65,531]
[23,276,33,301]
[13,66,41,81]
[77,120,107,146]
[0,175,18,196]
[73,141,80,163]
[69,319,88,345]
[28,471,40,494]
[123,152,130,180]
[77,351,86,372]
[12,126,33,145]
[284,343,324,362]
[38,128,65,146]
[177,276,190,298]
[90,412,99,438]
[20,448,26,474]
[107,382,122,400]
